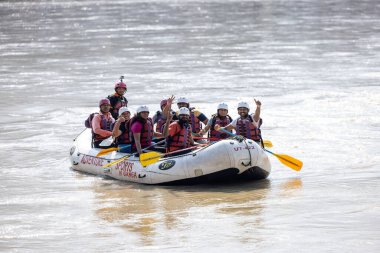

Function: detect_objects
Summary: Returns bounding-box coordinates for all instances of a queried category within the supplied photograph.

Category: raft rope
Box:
[73,128,87,141]
[238,136,252,167]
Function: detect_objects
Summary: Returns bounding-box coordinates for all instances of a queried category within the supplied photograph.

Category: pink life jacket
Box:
[235,115,262,141]
[209,115,233,140]
[130,117,154,148]
[93,114,114,141]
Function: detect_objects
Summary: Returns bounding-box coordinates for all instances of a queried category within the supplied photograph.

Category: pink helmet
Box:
[114,82,127,90]
[99,98,111,107]
[160,99,168,108]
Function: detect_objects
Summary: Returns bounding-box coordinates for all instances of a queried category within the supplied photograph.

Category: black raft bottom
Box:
[159,166,269,185]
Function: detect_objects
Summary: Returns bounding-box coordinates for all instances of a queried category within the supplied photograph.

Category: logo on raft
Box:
[159,160,176,170]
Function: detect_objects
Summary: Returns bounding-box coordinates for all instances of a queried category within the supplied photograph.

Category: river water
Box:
[1,0,379,252]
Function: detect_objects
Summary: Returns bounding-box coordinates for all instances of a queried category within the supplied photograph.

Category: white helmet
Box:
[118,107,130,116]
[237,101,250,110]
[217,103,228,110]
[178,107,190,116]
[136,105,149,113]
[177,97,189,104]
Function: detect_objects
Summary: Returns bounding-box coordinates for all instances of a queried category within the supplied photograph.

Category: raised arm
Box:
[253,99,261,123]
[162,95,175,117]
[162,95,174,138]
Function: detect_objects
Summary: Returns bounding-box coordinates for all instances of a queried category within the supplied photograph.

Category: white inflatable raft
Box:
[69,129,271,185]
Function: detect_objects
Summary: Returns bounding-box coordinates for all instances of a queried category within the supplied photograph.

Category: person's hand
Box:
[163,95,175,118]
[214,124,221,131]
[167,95,175,106]
[234,135,245,142]
[117,116,126,123]
[254,99,261,107]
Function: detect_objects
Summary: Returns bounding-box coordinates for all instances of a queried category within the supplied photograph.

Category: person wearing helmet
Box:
[176,97,208,135]
[166,107,198,154]
[130,98,174,155]
[153,95,177,133]
[92,98,116,148]
[108,77,128,120]
[215,99,263,144]
[112,107,132,148]
[199,103,233,141]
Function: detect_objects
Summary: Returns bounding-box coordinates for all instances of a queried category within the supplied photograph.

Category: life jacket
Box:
[190,109,202,133]
[235,115,262,141]
[166,121,192,152]
[116,120,131,145]
[93,114,114,141]
[209,114,233,140]
[108,93,128,119]
[154,110,175,133]
[130,117,154,148]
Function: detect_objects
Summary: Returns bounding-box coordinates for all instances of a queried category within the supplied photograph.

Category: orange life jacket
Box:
[167,121,192,152]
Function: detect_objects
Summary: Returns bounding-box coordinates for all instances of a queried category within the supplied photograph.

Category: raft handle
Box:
[241,161,251,167]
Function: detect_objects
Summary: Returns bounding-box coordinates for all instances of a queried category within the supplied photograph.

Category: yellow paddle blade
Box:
[263,140,273,148]
[140,151,162,167]
[102,155,131,168]
[274,153,303,171]
[96,147,120,157]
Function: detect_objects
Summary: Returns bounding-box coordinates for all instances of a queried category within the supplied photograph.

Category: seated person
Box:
[166,107,198,156]
[92,98,115,148]
[176,97,208,135]
[199,102,233,141]
[112,106,132,153]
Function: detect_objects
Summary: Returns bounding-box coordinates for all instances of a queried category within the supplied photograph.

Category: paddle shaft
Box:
[102,139,166,168]
[142,145,199,162]
[139,145,204,167]
[219,127,237,137]
[219,126,272,148]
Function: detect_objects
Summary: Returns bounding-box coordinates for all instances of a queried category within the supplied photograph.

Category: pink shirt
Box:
[92,112,115,138]
[131,121,143,133]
